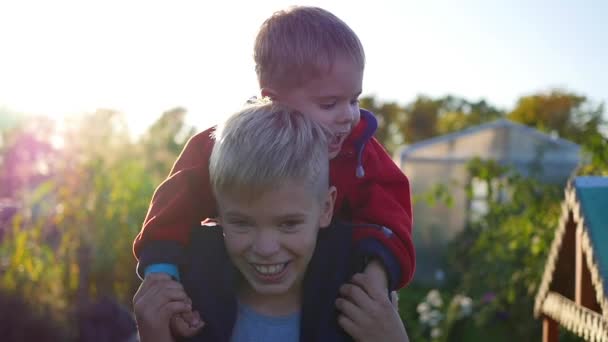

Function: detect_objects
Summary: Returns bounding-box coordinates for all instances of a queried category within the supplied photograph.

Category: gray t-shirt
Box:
[230,302,301,342]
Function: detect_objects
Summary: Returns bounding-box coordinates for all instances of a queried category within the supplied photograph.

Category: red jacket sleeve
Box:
[132,128,218,261]
[346,137,415,289]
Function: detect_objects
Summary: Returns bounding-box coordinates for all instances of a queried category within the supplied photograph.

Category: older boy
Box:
[133,101,408,341]
[133,5,414,338]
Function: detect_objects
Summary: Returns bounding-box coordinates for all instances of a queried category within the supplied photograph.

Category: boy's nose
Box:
[252,230,280,257]
[336,106,355,125]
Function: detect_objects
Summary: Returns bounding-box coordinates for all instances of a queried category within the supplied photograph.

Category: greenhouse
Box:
[396,119,581,282]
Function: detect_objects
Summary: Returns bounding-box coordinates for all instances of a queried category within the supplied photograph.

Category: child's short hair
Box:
[254,6,365,89]
[210,98,330,200]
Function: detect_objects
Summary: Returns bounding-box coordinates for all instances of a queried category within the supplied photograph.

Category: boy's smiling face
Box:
[264,56,364,159]
[217,181,336,299]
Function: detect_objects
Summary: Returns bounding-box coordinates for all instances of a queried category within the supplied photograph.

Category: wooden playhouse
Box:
[534,176,608,341]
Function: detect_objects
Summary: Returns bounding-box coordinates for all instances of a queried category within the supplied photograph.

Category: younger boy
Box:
[133,100,409,341]
[133,5,415,336]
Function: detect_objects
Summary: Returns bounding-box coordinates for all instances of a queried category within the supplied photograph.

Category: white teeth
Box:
[253,263,285,275]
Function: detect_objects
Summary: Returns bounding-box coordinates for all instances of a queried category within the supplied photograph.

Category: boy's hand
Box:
[133,273,196,342]
[336,273,409,342]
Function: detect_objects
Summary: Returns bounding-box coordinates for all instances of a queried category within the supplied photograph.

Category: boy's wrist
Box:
[362,258,389,290]
[145,263,181,281]
[355,238,401,290]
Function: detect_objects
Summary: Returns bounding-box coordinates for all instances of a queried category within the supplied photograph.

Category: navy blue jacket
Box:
[178,222,365,342]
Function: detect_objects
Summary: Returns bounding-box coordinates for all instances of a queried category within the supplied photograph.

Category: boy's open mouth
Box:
[330,132,348,149]
[251,262,290,276]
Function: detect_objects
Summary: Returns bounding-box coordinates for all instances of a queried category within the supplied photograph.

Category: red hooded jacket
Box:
[133,110,415,289]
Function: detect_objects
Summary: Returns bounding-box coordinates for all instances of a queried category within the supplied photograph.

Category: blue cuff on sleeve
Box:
[144,263,181,281]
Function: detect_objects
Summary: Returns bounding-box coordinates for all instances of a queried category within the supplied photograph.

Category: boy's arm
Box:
[133,128,218,278]
[349,137,415,290]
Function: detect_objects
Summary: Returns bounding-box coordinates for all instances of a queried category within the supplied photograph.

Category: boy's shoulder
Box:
[181,225,238,341]
[186,126,217,148]
[186,224,226,257]
[301,222,357,342]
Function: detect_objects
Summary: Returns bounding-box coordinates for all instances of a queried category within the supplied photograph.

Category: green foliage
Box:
[413,182,456,208]
[139,107,196,179]
[578,124,608,176]
[445,161,564,339]
[0,107,192,336]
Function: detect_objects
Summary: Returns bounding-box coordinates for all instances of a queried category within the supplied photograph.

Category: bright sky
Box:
[1,0,606,136]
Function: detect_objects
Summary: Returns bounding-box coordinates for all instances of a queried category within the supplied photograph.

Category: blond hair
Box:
[254,6,365,89]
[210,99,330,200]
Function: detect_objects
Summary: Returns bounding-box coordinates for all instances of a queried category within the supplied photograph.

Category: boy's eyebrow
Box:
[222,212,249,220]
[222,212,308,221]
[275,213,307,220]
[315,90,362,101]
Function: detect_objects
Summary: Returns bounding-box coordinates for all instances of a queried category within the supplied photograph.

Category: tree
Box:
[362,95,505,156]
[404,95,442,143]
[438,97,505,135]
[139,107,195,179]
[508,89,604,144]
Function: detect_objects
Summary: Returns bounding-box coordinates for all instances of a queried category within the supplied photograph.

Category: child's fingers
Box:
[140,285,188,309]
[180,322,205,337]
[337,314,360,339]
[192,310,202,323]
[136,277,185,305]
[335,297,368,326]
[339,282,374,309]
[162,300,192,318]
[180,311,200,326]
[140,273,173,293]
[349,273,388,302]
[192,311,206,328]
[171,315,191,336]
[158,288,190,303]
[172,312,205,338]
[138,287,190,320]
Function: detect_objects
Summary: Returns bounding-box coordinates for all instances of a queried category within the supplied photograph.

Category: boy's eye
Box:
[350,98,360,105]
[320,101,337,110]
[227,221,252,232]
[280,220,302,232]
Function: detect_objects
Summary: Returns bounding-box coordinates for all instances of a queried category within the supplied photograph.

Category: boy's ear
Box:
[260,87,278,100]
[319,186,337,229]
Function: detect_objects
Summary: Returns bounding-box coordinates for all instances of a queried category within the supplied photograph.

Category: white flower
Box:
[427,310,443,327]
[419,311,431,324]
[459,296,473,317]
[431,327,442,338]
[426,289,443,308]
[450,294,474,319]
[417,302,430,314]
